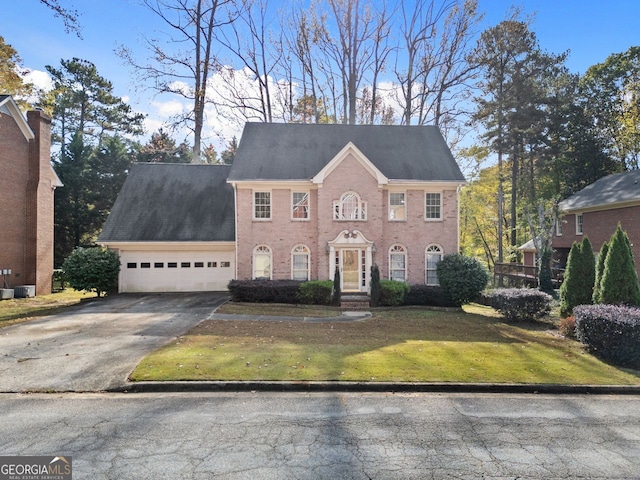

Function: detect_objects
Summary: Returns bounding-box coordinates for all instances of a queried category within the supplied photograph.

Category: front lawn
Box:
[130,304,640,385]
[0,289,91,326]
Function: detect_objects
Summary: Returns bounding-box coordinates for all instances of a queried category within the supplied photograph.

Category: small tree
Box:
[436,254,489,307]
[592,241,609,304]
[370,264,381,307]
[62,247,120,297]
[559,236,596,316]
[331,266,341,306]
[599,225,640,306]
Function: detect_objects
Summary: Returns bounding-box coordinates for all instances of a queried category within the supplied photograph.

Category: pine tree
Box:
[592,241,609,303]
[559,236,595,316]
[599,225,640,306]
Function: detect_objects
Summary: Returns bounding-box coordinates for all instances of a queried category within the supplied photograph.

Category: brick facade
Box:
[0,100,56,295]
[235,150,461,290]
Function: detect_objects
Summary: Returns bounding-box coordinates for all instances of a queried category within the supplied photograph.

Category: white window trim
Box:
[253,191,272,221]
[556,218,563,236]
[576,214,584,235]
[388,191,407,221]
[424,192,443,221]
[253,244,272,279]
[333,191,367,221]
[291,244,311,281]
[425,244,443,286]
[389,244,407,282]
[291,191,310,221]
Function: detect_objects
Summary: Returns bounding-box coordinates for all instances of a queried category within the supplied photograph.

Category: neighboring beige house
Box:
[0,95,62,296]
[99,123,466,293]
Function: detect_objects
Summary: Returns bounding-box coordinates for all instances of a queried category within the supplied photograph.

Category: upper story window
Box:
[576,214,584,235]
[425,192,442,220]
[425,244,443,286]
[253,245,272,279]
[334,192,367,220]
[291,244,310,281]
[556,218,563,236]
[254,191,271,220]
[292,192,309,220]
[389,192,406,221]
[389,244,407,282]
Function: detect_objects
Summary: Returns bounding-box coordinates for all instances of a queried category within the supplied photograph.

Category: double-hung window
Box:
[425,192,442,220]
[425,245,443,285]
[389,192,406,221]
[292,192,309,220]
[389,245,407,281]
[253,245,272,279]
[576,214,584,235]
[254,191,271,220]
[291,245,310,281]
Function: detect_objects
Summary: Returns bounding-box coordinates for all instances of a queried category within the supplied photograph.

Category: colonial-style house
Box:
[0,95,61,296]
[98,123,466,293]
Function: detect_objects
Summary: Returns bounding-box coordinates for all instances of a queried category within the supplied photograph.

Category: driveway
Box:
[0,292,228,393]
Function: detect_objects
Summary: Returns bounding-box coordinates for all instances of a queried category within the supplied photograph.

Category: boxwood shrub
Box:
[298,280,333,305]
[490,288,552,322]
[227,279,302,303]
[379,280,410,306]
[574,304,640,368]
[404,285,457,308]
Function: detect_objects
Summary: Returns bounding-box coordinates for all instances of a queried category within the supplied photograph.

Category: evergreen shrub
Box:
[62,247,120,297]
[403,285,457,307]
[436,254,489,306]
[490,288,552,322]
[559,236,595,316]
[379,280,410,306]
[574,304,640,368]
[597,225,640,306]
[370,264,381,307]
[298,281,333,305]
[227,279,302,303]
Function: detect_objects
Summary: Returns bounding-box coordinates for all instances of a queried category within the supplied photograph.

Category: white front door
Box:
[342,249,361,292]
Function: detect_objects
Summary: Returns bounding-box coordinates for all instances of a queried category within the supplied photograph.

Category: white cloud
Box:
[151,99,185,118]
[23,69,53,92]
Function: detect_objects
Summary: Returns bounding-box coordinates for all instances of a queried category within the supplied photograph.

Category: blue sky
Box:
[2,0,639,146]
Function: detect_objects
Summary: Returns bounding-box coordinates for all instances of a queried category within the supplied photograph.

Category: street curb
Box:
[113,381,640,395]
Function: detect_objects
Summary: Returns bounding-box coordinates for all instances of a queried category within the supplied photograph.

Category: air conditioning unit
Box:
[0,289,14,300]
[14,285,35,298]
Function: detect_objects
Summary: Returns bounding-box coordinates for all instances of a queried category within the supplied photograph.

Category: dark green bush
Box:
[331,266,341,306]
[61,247,120,297]
[575,304,640,368]
[370,264,381,307]
[298,281,333,305]
[597,225,640,306]
[379,280,410,306]
[404,285,457,307]
[436,254,489,306]
[227,280,302,303]
[559,236,595,316]
[490,288,552,322]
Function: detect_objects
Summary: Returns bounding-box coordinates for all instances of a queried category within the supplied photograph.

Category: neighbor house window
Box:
[576,214,583,235]
[389,244,407,281]
[425,192,442,220]
[556,219,563,236]
[389,192,406,221]
[254,191,271,220]
[333,191,367,220]
[425,244,443,285]
[291,244,310,281]
[253,245,272,279]
[292,192,309,220]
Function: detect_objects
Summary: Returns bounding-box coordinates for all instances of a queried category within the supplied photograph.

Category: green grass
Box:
[131,303,640,385]
[0,289,93,326]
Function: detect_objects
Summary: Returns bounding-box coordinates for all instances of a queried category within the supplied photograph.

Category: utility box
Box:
[14,285,36,298]
[0,289,14,300]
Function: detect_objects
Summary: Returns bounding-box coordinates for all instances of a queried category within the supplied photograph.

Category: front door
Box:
[342,249,360,292]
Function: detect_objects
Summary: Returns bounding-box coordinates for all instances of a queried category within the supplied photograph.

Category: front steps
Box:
[340,294,371,311]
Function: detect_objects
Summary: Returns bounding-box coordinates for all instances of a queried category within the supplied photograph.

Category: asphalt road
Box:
[0,293,228,392]
[1,391,639,479]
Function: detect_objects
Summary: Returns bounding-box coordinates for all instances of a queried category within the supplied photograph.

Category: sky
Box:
[2,0,639,149]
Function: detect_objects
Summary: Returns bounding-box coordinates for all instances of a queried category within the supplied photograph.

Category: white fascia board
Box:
[99,241,236,252]
[312,142,389,186]
[0,96,34,141]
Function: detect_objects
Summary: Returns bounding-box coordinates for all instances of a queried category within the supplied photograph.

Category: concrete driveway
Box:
[0,292,228,393]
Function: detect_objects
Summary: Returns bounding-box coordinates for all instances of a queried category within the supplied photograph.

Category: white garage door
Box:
[119,249,235,292]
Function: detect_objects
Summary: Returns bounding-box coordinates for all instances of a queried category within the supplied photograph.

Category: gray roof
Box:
[228,123,465,182]
[98,163,235,242]
[559,170,640,213]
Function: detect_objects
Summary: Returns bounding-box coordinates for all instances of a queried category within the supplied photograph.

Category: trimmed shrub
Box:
[436,254,489,306]
[598,225,640,306]
[403,284,457,308]
[331,266,341,306]
[559,236,595,316]
[227,279,302,303]
[370,264,381,307]
[574,304,640,368]
[62,247,120,297]
[379,280,410,306]
[490,288,553,322]
[538,247,554,293]
[298,281,333,305]
[592,241,609,304]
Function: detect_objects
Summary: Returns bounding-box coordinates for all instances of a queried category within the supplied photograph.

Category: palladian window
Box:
[333,192,367,220]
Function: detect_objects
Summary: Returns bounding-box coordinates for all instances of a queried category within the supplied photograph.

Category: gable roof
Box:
[98,163,235,242]
[559,170,640,213]
[227,123,465,183]
[0,95,35,141]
